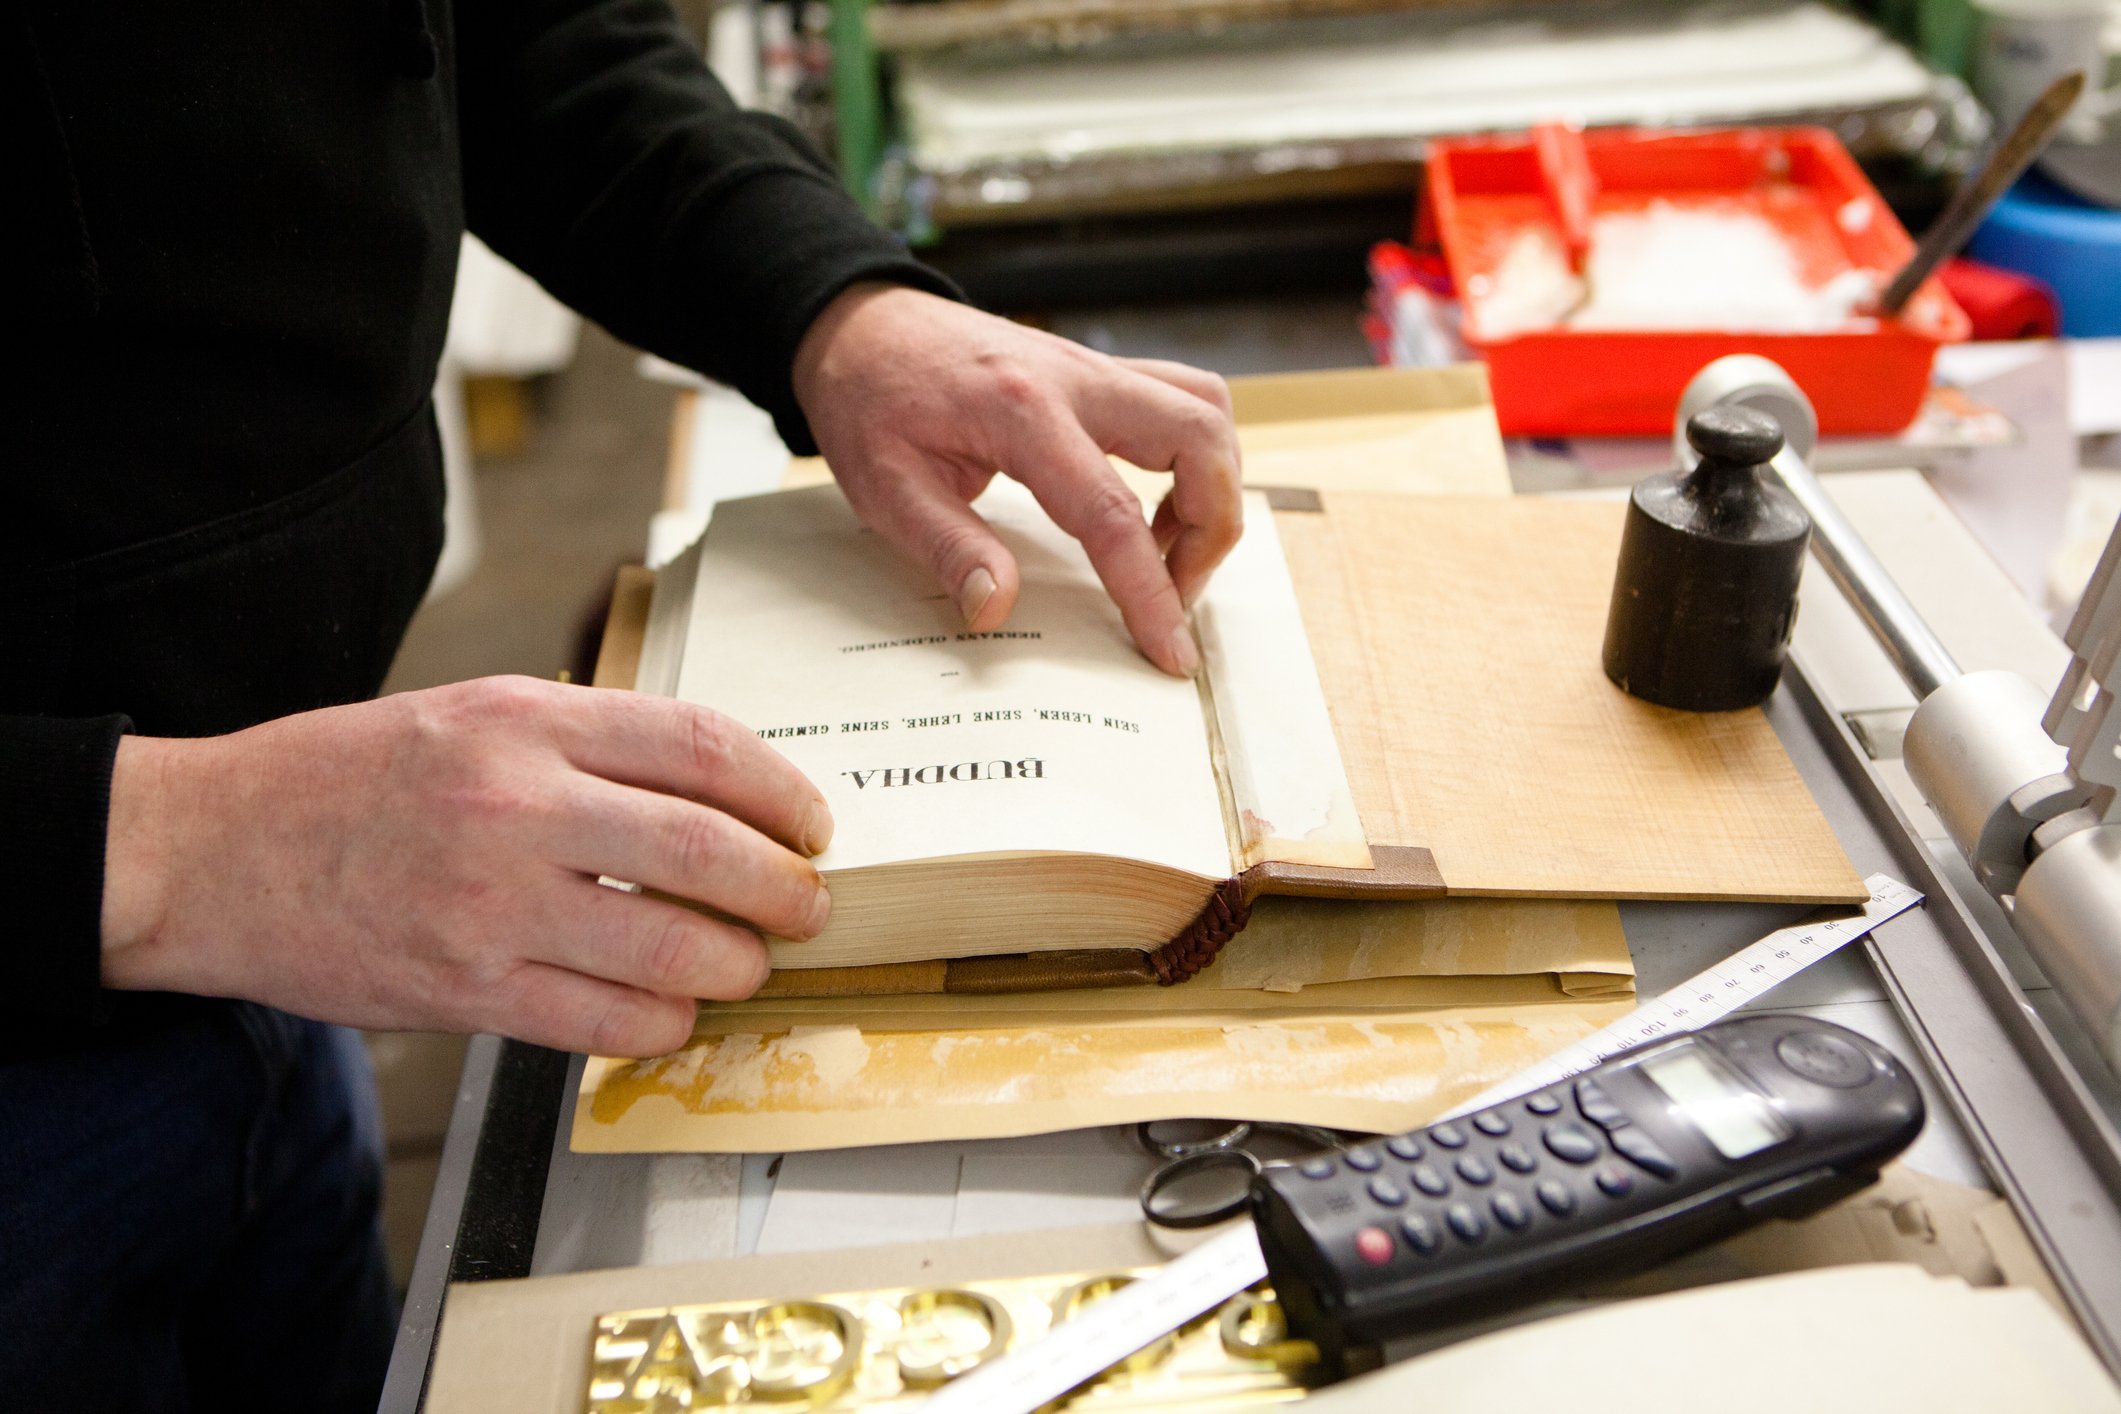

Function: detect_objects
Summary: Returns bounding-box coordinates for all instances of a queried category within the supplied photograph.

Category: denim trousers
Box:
[0,996,397,1412]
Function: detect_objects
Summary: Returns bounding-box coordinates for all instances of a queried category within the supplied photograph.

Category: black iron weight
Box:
[1602,405,1812,711]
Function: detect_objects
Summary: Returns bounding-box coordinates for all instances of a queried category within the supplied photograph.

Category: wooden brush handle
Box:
[1878,70,2086,318]
[1533,121,1598,273]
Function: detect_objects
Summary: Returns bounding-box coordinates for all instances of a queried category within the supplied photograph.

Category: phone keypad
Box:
[1573,1078,1629,1130]
[1399,1212,1442,1254]
[1444,1202,1486,1243]
[1542,1122,1601,1164]
[1304,1086,1683,1270]
[1609,1126,1678,1179]
[1490,1191,1532,1231]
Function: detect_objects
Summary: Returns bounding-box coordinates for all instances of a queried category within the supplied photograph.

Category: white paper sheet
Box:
[752,1144,961,1255]
[754,1129,1150,1255]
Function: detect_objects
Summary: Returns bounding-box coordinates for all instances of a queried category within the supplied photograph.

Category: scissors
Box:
[1135,1120,1363,1229]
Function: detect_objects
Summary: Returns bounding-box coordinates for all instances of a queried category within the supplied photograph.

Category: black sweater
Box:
[2,0,953,1045]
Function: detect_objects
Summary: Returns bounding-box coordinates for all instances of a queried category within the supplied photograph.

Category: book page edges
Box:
[632,534,703,699]
[723,846,1450,996]
[592,566,659,691]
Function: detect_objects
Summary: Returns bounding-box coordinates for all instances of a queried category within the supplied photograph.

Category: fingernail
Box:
[1166,624,1202,678]
[958,566,997,626]
[805,883,833,937]
[802,800,835,856]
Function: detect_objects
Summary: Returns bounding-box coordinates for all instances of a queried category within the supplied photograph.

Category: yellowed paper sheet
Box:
[1219,893,1630,991]
[1281,494,1865,903]
[572,1000,1633,1153]
[778,365,1513,503]
[710,894,1636,1026]
[1228,364,1512,499]
[1243,409,1516,501]
[569,895,1635,1152]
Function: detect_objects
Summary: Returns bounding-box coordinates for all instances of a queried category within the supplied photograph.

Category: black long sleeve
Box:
[0,717,126,1033]
[8,0,957,1038]
[456,0,959,452]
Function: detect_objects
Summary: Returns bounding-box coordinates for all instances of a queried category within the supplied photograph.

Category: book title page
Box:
[674,482,1232,880]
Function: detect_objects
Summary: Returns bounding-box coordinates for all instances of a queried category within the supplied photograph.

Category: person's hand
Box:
[99,677,832,1057]
[791,283,1243,678]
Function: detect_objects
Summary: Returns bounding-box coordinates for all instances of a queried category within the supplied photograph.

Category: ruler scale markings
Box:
[1445,874,1923,1118]
[916,1224,1269,1414]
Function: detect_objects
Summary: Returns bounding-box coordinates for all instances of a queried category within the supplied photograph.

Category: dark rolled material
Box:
[1602,406,1812,711]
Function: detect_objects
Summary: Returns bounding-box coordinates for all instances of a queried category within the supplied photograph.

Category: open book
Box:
[623,478,1868,992]
[640,481,1409,985]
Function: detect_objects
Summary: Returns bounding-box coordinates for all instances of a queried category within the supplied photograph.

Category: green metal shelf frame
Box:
[829,0,886,214]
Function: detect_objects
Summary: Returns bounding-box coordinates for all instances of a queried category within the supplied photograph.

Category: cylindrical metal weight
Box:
[2014,823,2121,1073]
[1603,406,1812,711]
[1903,670,2074,893]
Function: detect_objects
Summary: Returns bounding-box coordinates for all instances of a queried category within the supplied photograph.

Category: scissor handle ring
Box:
[1133,1120,1254,1160]
[1139,1147,1263,1230]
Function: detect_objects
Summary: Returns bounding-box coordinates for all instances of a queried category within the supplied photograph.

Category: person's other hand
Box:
[791,284,1243,678]
[99,678,832,1057]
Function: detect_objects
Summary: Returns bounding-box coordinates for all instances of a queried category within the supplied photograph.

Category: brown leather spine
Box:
[758,961,949,997]
[1148,876,1253,984]
[1249,844,1446,899]
[945,951,1161,993]
[1144,846,1445,985]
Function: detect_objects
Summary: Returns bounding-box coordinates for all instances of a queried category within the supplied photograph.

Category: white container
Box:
[1973,0,2118,142]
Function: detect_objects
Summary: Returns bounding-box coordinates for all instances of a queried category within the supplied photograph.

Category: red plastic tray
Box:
[1422,127,1969,437]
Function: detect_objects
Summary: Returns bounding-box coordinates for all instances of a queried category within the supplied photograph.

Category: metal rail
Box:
[1769,446,1963,702]
[1781,661,2121,1372]
[1675,355,1962,702]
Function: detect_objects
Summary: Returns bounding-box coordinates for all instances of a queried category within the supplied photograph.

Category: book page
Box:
[1192,493,1370,870]
[670,481,1230,879]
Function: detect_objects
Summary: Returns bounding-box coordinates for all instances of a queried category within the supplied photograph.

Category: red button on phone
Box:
[1355,1226,1395,1266]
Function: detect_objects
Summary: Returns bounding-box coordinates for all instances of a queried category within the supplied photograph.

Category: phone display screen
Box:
[1637,1042,1790,1160]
